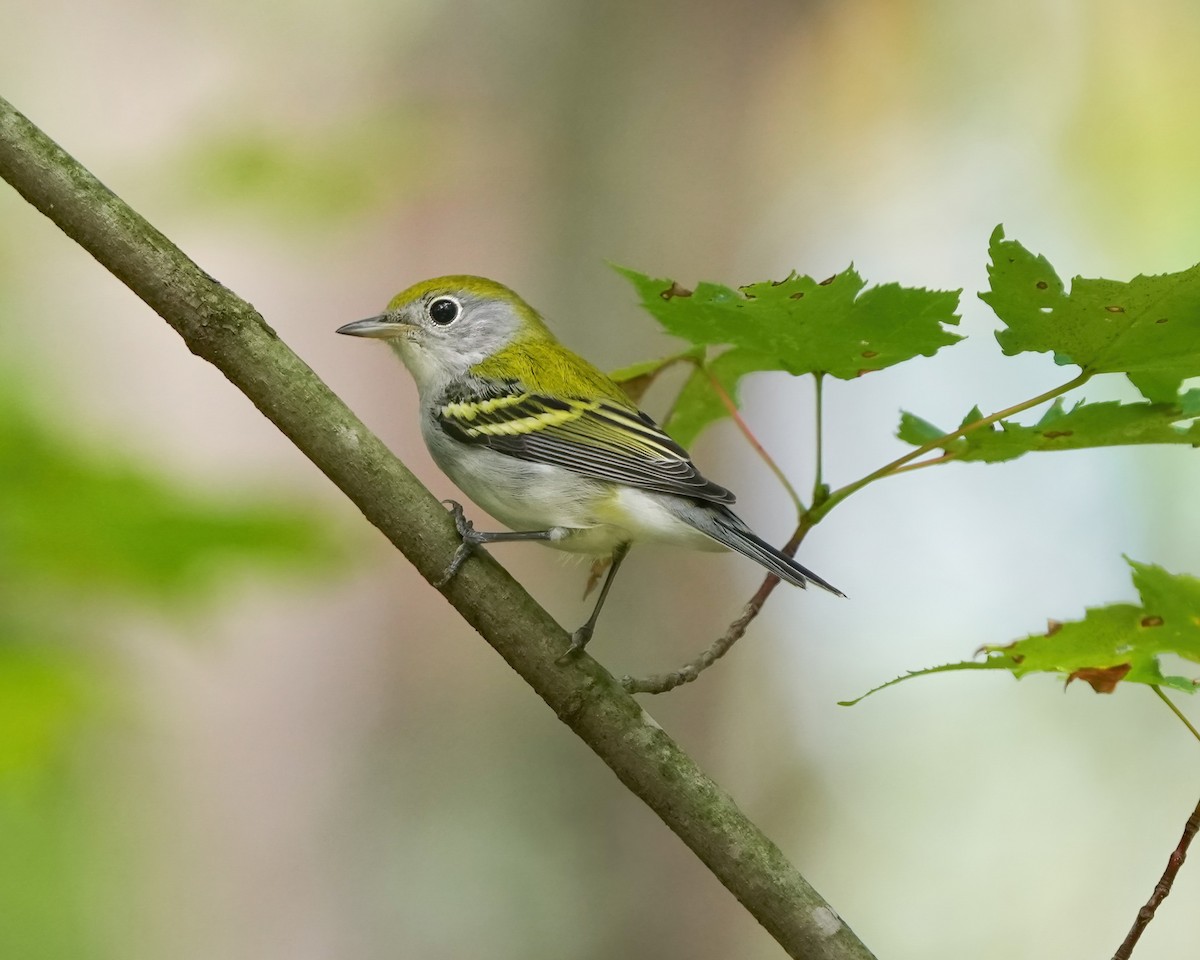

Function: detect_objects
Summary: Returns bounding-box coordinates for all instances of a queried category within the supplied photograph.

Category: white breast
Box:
[421,418,724,557]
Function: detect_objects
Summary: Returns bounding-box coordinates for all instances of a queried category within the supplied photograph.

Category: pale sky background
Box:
[3,1,1200,958]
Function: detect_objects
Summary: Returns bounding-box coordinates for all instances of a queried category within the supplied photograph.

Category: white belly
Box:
[424,429,723,557]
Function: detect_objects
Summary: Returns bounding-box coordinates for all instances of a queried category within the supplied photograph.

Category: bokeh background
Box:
[3,1,1199,957]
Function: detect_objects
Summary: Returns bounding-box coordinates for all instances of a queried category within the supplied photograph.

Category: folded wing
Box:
[437,388,735,506]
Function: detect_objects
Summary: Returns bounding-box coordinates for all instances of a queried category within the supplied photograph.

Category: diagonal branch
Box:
[0,94,875,960]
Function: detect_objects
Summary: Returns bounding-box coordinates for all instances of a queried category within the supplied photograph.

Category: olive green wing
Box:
[436,388,735,506]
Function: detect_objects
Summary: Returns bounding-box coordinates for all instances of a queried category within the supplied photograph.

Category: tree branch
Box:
[1112,791,1200,960]
[0,94,875,960]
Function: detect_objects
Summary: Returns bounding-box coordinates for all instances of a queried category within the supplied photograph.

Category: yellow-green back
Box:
[472,338,634,406]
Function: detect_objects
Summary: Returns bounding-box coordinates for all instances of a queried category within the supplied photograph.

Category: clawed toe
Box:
[435,500,481,588]
[434,541,474,588]
[555,626,594,665]
[441,499,473,537]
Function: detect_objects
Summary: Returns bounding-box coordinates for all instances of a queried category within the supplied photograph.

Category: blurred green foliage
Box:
[172,114,429,227]
[0,381,343,958]
[0,389,340,604]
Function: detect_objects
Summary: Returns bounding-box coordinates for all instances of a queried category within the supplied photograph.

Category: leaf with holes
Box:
[614,265,962,382]
[843,559,1200,704]
[896,391,1200,463]
[983,226,1200,401]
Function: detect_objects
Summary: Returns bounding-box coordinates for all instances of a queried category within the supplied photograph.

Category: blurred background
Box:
[3,1,1199,957]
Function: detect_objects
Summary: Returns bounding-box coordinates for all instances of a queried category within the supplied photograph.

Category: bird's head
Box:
[337,276,553,390]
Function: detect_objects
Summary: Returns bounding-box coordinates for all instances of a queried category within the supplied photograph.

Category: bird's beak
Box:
[336,314,405,339]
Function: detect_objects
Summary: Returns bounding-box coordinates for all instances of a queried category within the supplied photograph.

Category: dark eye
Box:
[428,296,461,325]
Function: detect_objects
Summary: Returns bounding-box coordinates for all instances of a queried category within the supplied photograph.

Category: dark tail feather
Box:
[687,505,845,596]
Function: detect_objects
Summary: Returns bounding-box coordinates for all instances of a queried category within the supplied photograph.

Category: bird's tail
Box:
[680,503,845,596]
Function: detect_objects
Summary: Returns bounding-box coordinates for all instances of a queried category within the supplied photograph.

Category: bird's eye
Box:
[428,296,461,325]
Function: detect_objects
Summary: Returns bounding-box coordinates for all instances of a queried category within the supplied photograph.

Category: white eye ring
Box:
[427,296,462,325]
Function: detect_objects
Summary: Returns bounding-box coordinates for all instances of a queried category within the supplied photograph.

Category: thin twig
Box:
[704,365,806,514]
[622,521,807,694]
[631,369,1096,695]
[625,370,830,694]
[809,369,1095,524]
[1111,790,1200,960]
[889,452,958,475]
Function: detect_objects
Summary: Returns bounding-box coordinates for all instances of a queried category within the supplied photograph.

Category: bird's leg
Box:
[558,541,631,663]
[435,500,565,587]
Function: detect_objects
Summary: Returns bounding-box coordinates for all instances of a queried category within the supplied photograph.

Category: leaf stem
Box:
[809,367,1095,523]
[704,365,806,514]
[889,452,959,475]
[813,373,826,504]
[1151,685,1200,744]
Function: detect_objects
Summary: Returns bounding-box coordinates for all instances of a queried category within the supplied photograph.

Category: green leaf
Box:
[614,265,962,381]
[1130,558,1200,658]
[898,391,1200,463]
[979,604,1193,690]
[845,558,1200,704]
[896,410,961,448]
[983,225,1200,401]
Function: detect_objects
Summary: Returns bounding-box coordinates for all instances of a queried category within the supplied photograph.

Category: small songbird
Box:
[337,276,843,656]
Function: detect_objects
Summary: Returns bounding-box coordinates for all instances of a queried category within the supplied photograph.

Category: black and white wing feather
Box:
[436,386,735,506]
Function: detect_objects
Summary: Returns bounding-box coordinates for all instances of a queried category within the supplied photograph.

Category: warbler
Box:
[337,276,843,656]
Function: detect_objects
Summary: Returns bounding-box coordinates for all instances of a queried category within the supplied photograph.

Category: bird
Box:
[337,276,843,657]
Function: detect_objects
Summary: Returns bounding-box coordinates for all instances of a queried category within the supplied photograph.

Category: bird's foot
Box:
[555,624,595,665]
[434,500,484,588]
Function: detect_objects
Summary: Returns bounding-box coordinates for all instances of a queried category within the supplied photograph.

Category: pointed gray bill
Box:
[336,316,399,338]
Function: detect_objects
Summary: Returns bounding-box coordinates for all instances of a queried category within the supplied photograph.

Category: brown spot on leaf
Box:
[1105,305,1125,313]
[790,291,805,300]
[1140,615,1164,628]
[1042,430,1074,439]
[660,282,692,300]
[819,274,837,286]
[856,368,879,377]
[1036,280,1048,289]
[1066,663,1130,694]
[1156,317,1169,324]
[861,350,878,359]
[1046,619,1063,636]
